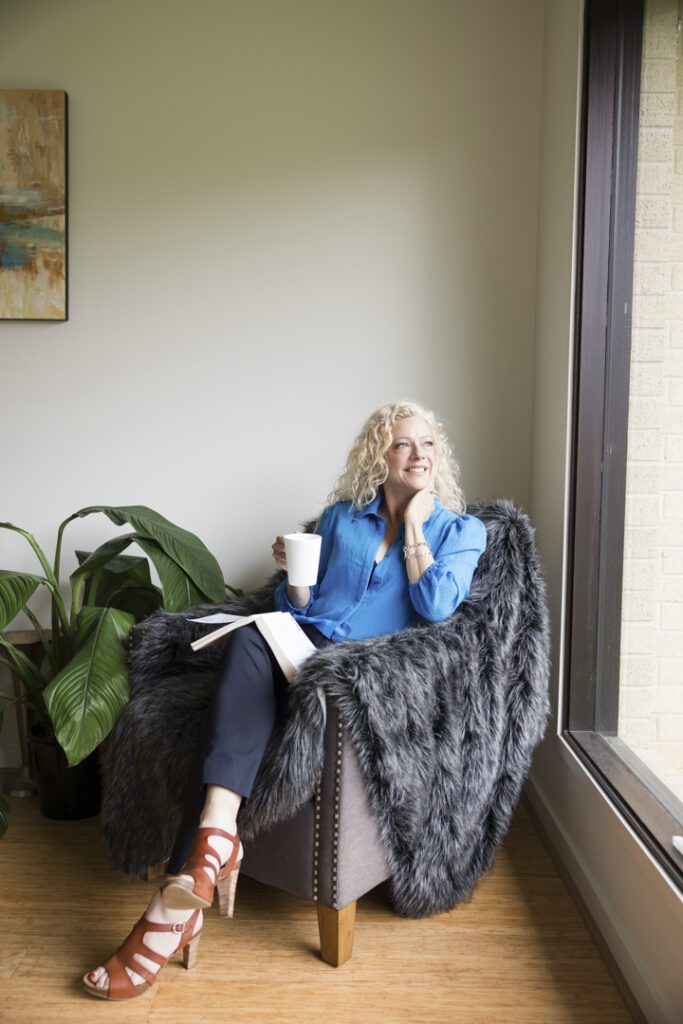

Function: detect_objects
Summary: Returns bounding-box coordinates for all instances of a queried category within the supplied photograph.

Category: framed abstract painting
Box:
[0,90,67,321]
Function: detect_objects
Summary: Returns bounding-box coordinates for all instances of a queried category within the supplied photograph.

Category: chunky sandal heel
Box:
[182,930,202,970]
[161,826,242,911]
[216,860,243,918]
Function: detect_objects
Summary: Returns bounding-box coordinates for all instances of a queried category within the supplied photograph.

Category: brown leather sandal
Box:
[81,906,202,1000]
[161,826,243,915]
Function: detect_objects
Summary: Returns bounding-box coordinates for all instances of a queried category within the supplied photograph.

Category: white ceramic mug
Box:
[284,532,322,587]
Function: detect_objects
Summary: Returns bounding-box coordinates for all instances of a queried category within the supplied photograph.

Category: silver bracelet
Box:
[403,542,432,559]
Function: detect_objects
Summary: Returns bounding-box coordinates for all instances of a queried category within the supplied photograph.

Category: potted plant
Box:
[0,504,241,837]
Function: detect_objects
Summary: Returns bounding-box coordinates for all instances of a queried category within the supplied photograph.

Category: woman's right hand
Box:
[272,534,287,572]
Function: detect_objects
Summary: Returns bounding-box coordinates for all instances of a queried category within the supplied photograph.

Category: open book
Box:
[188,611,327,722]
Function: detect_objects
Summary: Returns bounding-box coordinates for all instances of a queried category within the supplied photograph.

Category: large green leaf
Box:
[71,535,137,580]
[0,570,44,629]
[74,543,161,616]
[43,606,134,766]
[134,536,206,611]
[73,506,225,601]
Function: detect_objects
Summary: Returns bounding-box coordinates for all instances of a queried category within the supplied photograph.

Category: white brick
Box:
[625,493,658,525]
[630,362,664,394]
[658,347,683,375]
[635,262,669,294]
[664,434,683,460]
[654,628,683,656]
[631,331,665,361]
[642,60,676,92]
[622,656,656,686]
[656,740,683,769]
[661,548,683,573]
[658,657,683,684]
[624,685,683,716]
[620,686,654,718]
[634,229,671,259]
[625,463,658,491]
[660,462,683,487]
[669,232,683,259]
[662,407,683,431]
[663,492,683,517]
[627,428,661,460]
[638,197,672,227]
[638,163,673,195]
[664,293,683,322]
[621,622,655,654]
[657,519,683,545]
[622,558,657,588]
[660,602,683,628]
[627,397,662,429]
[667,379,683,404]
[657,714,683,740]
[639,128,674,161]
[641,92,676,126]
[625,525,657,559]
[621,589,655,619]
[618,712,655,745]
[643,17,678,61]
[619,716,655,746]
[668,322,683,346]
[658,575,683,600]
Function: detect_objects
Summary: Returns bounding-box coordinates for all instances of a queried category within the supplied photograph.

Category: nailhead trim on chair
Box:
[311,706,343,908]
[331,713,343,908]
[313,779,321,901]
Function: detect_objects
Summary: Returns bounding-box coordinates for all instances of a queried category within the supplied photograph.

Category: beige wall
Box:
[0,0,543,760]
[527,2,683,1021]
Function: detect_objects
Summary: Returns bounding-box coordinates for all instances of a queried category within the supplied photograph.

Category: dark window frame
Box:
[565,0,683,889]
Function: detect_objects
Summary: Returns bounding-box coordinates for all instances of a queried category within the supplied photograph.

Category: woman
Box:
[82,399,487,1000]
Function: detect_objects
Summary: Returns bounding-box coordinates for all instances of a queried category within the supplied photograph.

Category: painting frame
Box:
[0,89,68,322]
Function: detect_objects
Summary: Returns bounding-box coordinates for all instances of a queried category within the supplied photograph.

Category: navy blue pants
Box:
[166,619,332,875]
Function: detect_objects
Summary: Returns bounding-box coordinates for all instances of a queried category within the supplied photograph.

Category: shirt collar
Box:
[352,488,442,525]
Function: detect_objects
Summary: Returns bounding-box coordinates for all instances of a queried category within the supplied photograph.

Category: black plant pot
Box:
[28,723,101,820]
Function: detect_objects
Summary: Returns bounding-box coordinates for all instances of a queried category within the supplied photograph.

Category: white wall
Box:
[0,0,544,763]
[527,2,683,1021]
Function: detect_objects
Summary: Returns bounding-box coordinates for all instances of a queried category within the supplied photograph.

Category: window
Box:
[567,0,683,886]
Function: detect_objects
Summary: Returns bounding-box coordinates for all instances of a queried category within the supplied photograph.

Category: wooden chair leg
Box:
[316,900,357,966]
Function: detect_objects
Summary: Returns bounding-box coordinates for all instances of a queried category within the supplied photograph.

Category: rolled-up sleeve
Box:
[274,576,318,615]
[408,515,487,623]
[273,505,334,618]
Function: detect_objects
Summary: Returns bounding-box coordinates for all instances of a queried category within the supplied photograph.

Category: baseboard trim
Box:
[521,785,648,1024]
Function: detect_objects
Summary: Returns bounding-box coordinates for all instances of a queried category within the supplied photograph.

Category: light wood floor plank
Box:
[0,780,634,1024]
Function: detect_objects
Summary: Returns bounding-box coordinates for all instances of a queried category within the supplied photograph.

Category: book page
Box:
[254,613,316,682]
[188,613,245,624]
[189,614,259,650]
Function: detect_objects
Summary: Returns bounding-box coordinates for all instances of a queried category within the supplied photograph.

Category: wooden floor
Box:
[0,782,634,1024]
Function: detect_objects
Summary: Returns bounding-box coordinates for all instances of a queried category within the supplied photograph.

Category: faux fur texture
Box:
[99,498,551,918]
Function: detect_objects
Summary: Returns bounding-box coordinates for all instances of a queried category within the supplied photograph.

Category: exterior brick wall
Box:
[620,0,683,801]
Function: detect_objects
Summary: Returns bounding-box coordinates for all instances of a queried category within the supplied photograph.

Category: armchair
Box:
[100,499,550,967]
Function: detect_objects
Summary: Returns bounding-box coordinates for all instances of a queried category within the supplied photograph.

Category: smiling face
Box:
[383,415,437,498]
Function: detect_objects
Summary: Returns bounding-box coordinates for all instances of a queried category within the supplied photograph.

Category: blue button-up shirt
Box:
[274,490,487,641]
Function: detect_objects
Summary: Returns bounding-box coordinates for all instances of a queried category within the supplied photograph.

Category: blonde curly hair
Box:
[323,400,467,516]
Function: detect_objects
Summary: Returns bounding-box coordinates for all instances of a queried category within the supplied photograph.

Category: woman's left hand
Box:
[404,484,437,528]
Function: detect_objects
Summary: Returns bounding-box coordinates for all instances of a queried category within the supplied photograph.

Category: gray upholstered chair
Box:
[106,499,547,968]
[131,614,391,967]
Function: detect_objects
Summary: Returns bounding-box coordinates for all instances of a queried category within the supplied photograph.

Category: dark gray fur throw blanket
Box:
[100,498,551,918]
